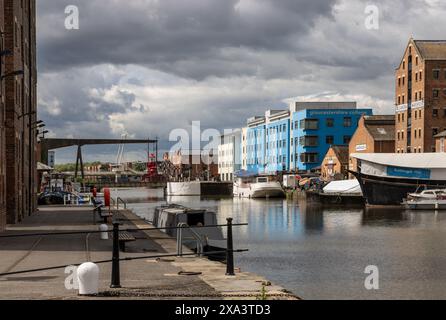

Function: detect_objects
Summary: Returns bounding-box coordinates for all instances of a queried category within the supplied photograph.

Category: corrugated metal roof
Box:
[351,153,446,169]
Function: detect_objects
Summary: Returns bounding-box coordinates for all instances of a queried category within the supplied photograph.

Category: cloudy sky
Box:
[37,0,446,163]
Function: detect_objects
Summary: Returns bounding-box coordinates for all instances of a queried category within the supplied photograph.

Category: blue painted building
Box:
[290,102,373,171]
[243,102,373,174]
[265,110,290,173]
[246,116,266,173]
[246,110,291,174]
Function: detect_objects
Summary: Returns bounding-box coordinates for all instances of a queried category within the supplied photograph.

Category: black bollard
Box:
[225,218,235,276]
[110,222,121,288]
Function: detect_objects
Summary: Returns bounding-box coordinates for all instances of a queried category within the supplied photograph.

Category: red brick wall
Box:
[0,1,5,231]
[423,60,446,152]
[395,42,411,153]
[395,39,446,153]
[4,0,37,225]
[321,147,346,181]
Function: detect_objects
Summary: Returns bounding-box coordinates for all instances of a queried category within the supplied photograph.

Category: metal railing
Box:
[116,197,127,210]
[176,223,204,257]
[0,215,248,288]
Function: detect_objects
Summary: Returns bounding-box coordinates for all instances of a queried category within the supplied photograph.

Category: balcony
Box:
[299,136,318,147]
[299,119,319,130]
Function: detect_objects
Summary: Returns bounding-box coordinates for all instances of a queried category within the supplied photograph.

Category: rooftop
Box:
[351,153,446,169]
[363,115,395,141]
[414,40,446,60]
[330,145,349,164]
[289,101,357,112]
[434,130,446,138]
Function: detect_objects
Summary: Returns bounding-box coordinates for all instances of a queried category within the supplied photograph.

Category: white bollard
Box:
[99,224,109,240]
[77,262,100,296]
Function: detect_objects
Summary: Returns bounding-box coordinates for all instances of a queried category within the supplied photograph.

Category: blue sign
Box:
[387,166,431,179]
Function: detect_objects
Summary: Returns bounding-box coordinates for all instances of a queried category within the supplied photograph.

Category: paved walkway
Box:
[0,206,297,300]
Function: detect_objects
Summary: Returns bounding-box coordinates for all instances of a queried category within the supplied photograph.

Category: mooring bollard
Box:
[176,224,183,257]
[226,217,235,276]
[77,262,99,295]
[110,222,121,288]
[99,224,109,240]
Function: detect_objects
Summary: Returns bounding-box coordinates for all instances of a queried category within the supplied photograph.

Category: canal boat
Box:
[233,174,285,198]
[317,179,364,206]
[350,153,446,206]
[151,204,226,261]
[166,181,232,196]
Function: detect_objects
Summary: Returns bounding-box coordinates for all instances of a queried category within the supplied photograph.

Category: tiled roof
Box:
[363,115,395,141]
[330,145,349,164]
[414,40,446,60]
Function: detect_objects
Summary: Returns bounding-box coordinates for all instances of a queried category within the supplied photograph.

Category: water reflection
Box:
[111,188,446,299]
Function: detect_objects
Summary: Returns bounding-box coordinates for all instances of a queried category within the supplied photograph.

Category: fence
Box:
[0,212,248,289]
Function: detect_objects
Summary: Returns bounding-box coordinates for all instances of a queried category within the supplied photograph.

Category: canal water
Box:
[111,188,446,300]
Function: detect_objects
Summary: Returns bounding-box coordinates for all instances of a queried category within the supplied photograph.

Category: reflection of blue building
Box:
[290,102,373,171]
[244,102,373,174]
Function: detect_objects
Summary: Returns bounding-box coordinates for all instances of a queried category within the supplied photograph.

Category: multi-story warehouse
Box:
[395,38,446,153]
[290,102,372,171]
[0,1,6,231]
[3,0,37,225]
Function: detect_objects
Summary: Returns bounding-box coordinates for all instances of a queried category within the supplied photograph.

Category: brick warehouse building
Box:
[1,0,37,229]
[395,38,446,153]
[0,2,5,231]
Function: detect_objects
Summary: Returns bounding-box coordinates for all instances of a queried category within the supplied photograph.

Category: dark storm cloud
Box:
[38,0,337,79]
[36,0,446,163]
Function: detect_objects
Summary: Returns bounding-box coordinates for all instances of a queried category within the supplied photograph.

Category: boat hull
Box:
[233,183,285,198]
[404,200,446,210]
[350,171,446,206]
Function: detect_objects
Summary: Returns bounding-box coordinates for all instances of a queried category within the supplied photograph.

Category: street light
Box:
[28,120,44,129]
[39,130,49,139]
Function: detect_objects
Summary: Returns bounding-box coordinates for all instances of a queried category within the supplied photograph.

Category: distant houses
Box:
[348,115,396,174]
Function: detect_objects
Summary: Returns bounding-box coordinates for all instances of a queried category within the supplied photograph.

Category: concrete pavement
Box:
[0,206,298,300]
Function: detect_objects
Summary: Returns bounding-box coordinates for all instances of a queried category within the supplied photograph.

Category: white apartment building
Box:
[218,129,242,181]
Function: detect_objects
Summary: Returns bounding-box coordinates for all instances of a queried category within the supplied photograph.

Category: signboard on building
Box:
[387,166,431,179]
[355,144,367,151]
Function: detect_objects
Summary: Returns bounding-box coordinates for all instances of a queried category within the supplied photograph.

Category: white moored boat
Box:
[233,175,285,198]
[403,188,446,210]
